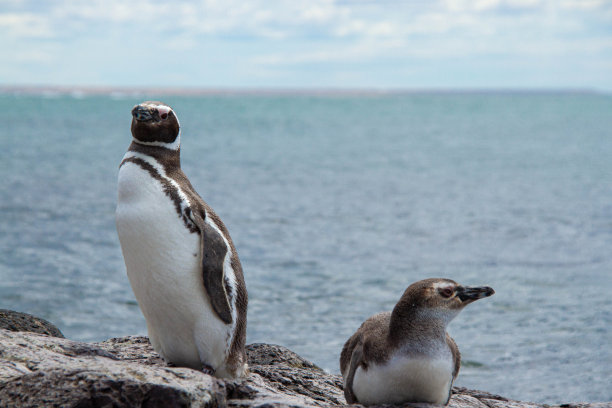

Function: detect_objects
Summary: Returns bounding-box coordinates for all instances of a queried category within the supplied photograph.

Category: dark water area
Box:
[1,91,611,403]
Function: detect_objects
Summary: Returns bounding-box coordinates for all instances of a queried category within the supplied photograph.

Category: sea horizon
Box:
[0,84,607,97]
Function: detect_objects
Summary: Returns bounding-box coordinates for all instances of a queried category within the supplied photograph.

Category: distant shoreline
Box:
[0,85,605,97]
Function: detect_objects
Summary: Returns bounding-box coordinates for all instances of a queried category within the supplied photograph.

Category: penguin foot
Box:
[201,363,215,375]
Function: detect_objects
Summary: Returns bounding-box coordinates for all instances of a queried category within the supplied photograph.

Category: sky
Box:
[1,0,611,91]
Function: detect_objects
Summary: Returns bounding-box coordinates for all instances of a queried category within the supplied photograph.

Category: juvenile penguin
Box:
[116,101,248,378]
[340,278,494,406]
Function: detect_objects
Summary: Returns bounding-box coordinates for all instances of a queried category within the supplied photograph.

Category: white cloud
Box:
[9,48,55,63]
[0,0,610,88]
[300,2,341,23]
[252,38,401,66]
[444,0,543,12]
[0,12,54,38]
[560,0,609,10]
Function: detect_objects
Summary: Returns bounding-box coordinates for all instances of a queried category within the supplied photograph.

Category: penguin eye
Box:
[160,113,168,120]
[439,287,454,298]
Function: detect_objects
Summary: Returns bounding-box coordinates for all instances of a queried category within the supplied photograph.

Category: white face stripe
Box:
[155,105,172,116]
[143,103,179,125]
[139,103,172,114]
[133,133,181,150]
[433,282,455,291]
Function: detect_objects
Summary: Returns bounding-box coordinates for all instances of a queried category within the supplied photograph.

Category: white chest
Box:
[116,160,199,273]
[352,350,454,406]
[116,160,204,311]
[116,161,232,367]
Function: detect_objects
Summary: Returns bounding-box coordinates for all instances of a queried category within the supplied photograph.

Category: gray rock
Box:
[0,327,608,408]
[237,343,345,407]
[0,330,224,407]
[0,309,64,338]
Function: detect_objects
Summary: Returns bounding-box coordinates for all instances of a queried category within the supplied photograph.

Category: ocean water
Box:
[1,91,611,404]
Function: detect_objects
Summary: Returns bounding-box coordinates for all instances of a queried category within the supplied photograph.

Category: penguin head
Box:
[396,278,494,323]
[131,101,180,148]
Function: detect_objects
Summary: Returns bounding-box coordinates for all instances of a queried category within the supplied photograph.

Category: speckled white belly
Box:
[352,350,454,406]
[116,161,230,371]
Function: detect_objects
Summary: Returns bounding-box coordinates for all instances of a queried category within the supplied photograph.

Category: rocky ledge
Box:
[0,311,607,408]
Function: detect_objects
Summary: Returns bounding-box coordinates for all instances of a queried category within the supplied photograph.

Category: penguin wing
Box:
[343,342,364,404]
[446,333,461,380]
[192,210,233,324]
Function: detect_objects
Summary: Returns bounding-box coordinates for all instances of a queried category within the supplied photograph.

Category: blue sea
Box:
[1,91,611,404]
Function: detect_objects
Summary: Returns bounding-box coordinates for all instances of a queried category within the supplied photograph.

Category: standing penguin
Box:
[116,101,248,378]
[340,278,494,405]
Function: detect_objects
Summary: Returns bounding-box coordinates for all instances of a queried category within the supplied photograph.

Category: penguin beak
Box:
[456,286,495,303]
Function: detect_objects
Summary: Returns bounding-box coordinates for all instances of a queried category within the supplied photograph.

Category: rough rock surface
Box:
[0,309,64,338]
[0,326,609,407]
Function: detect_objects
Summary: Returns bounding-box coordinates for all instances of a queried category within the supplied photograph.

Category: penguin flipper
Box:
[196,212,233,324]
[344,343,363,404]
[446,333,460,380]
[445,333,460,404]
